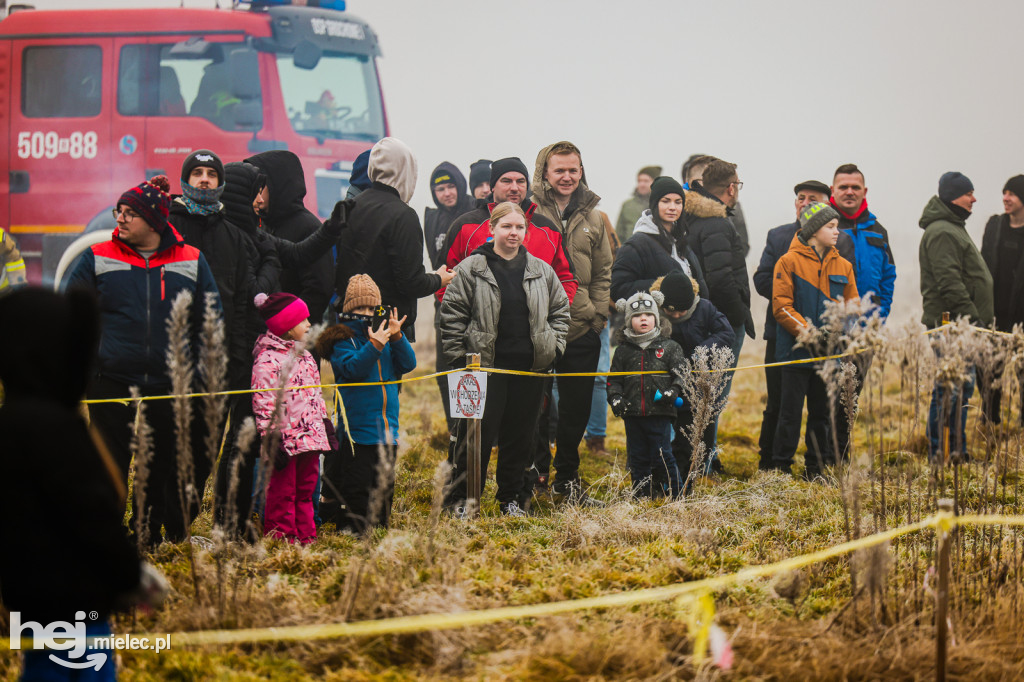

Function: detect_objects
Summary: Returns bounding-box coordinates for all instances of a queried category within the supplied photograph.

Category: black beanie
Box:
[938,171,973,203]
[1004,175,1024,202]
[649,176,686,213]
[489,157,529,190]
[430,165,457,188]
[181,149,225,187]
[469,159,492,192]
[660,271,696,312]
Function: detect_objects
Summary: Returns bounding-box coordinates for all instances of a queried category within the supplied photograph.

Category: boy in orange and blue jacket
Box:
[769,202,858,479]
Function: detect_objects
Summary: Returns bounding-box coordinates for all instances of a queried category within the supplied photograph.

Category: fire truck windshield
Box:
[277,51,384,142]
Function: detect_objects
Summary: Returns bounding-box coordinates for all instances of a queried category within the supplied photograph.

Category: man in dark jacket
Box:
[469,159,492,200]
[681,159,753,383]
[752,180,856,469]
[425,162,475,270]
[919,172,992,461]
[246,149,335,321]
[424,161,475,431]
[67,175,221,545]
[980,174,1024,423]
[171,150,251,388]
[336,137,454,342]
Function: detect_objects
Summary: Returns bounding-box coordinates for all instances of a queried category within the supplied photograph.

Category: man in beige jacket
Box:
[531,141,613,505]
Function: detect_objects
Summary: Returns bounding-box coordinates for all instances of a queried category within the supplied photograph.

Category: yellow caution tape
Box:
[66,511,1023,650]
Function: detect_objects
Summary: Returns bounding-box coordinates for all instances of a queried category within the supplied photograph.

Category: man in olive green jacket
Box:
[531,141,613,504]
[614,166,660,243]
[918,171,992,461]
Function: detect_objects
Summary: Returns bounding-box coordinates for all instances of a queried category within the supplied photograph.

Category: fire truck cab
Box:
[0,0,387,285]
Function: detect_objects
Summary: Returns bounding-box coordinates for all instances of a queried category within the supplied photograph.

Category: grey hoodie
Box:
[368,137,417,204]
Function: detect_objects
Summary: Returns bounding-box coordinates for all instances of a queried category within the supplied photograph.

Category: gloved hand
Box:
[325,198,357,236]
[660,387,679,402]
[609,395,627,418]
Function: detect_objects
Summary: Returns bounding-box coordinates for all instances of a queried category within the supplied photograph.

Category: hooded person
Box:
[335,137,454,341]
[424,161,475,270]
[245,149,335,321]
[346,149,372,199]
[469,158,493,199]
[0,288,167,676]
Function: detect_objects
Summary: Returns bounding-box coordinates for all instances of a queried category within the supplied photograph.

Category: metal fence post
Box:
[936,498,953,682]
[466,353,482,518]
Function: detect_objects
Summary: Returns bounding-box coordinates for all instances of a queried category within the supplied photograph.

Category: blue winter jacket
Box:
[830,200,895,318]
[754,222,856,340]
[665,298,735,357]
[319,319,417,445]
[65,226,221,388]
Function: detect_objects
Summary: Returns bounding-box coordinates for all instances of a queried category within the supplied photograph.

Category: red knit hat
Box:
[118,175,172,234]
[254,292,309,337]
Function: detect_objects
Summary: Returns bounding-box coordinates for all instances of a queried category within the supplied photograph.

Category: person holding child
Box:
[607,290,687,498]
[252,292,330,543]
[439,201,570,517]
[771,202,858,479]
[316,274,417,533]
[651,271,735,483]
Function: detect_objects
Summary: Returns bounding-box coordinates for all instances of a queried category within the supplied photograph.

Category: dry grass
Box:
[5,327,1024,681]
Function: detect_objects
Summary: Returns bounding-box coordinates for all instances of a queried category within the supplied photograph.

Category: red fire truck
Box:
[0,0,388,285]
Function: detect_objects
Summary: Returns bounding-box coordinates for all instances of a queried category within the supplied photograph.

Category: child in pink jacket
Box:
[251,292,329,543]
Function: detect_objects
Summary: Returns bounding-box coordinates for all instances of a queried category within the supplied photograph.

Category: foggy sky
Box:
[27,0,1024,322]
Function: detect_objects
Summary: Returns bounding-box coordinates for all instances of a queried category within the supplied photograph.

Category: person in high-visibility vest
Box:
[0,227,27,294]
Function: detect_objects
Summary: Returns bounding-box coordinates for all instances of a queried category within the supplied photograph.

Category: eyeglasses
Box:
[629,299,655,310]
[112,208,141,222]
[730,181,744,190]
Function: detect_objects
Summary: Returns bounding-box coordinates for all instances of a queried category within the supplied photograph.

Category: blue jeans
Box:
[21,620,116,682]
[623,416,681,498]
[927,367,976,460]
[585,325,611,439]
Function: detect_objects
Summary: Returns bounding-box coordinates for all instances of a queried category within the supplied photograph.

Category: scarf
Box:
[181,182,225,216]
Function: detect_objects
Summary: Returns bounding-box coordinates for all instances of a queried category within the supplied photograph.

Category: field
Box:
[4,314,1024,681]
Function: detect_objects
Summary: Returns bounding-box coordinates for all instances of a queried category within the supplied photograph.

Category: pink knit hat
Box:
[254,292,309,337]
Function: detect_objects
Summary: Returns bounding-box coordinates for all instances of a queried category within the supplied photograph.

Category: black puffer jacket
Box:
[169,199,252,383]
[607,331,687,418]
[424,162,475,270]
[681,186,754,337]
[245,150,334,319]
[0,289,140,625]
[337,182,441,341]
[611,224,707,301]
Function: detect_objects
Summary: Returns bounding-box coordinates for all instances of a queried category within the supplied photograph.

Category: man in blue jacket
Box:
[67,175,221,546]
[829,163,896,460]
[753,180,856,470]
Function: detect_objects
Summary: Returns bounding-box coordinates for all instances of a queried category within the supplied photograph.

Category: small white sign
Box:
[448,371,487,419]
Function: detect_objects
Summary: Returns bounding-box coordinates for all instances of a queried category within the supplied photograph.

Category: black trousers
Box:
[434,322,456,434]
[551,330,601,485]
[529,377,556,479]
[757,337,781,469]
[327,441,398,534]
[445,373,546,507]
[772,366,831,477]
[87,375,214,544]
[214,393,260,539]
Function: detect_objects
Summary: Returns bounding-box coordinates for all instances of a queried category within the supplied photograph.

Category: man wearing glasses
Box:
[67,175,220,546]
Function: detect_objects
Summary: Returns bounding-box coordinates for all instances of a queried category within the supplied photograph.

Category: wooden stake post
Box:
[936,498,953,682]
[465,353,482,518]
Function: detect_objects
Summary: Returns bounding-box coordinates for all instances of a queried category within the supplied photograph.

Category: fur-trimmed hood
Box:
[683,190,728,220]
[314,320,361,359]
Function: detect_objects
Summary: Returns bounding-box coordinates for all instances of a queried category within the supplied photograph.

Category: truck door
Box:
[9,37,113,284]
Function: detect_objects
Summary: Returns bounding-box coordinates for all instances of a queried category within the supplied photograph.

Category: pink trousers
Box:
[264,450,319,544]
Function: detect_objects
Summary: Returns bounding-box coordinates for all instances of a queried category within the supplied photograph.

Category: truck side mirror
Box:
[293,40,322,70]
[229,48,261,100]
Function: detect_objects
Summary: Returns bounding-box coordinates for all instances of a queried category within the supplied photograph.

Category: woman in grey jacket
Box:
[440,202,570,516]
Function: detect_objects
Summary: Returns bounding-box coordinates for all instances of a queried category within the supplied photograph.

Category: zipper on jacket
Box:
[161,266,166,301]
[378,358,390,440]
[640,351,645,414]
[144,257,151,385]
